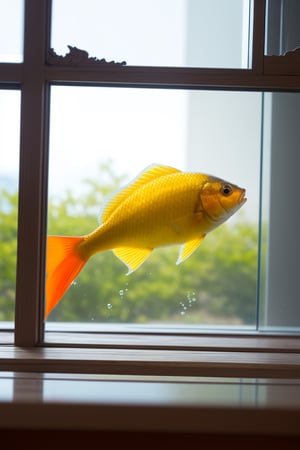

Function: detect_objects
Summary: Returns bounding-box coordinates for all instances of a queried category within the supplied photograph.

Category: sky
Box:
[0,0,23,62]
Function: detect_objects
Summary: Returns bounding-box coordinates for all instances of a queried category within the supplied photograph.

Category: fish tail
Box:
[45,236,87,318]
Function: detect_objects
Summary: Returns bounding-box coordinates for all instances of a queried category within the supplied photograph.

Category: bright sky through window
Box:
[51,0,251,68]
[0,0,24,62]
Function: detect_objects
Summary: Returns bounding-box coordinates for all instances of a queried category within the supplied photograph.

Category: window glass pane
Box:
[51,0,252,68]
[265,0,300,55]
[46,86,261,329]
[0,90,21,327]
[0,0,24,62]
[259,92,300,332]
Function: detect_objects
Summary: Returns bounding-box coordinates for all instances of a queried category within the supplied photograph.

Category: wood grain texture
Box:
[1,345,300,377]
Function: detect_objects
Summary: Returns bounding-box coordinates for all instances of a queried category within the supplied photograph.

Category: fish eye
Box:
[221,184,233,196]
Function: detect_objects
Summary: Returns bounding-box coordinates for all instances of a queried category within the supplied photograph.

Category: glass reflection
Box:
[265,0,300,55]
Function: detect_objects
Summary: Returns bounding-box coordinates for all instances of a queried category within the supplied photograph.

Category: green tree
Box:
[0,188,18,320]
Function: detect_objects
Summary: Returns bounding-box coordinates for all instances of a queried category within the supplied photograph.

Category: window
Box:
[47,86,260,328]
[0,0,24,62]
[0,90,21,327]
[0,0,300,379]
[51,0,252,68]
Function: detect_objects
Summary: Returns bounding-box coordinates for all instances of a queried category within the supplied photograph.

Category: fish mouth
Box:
[239,189,247,204]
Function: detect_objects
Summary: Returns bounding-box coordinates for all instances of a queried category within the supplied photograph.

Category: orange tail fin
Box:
[45,236,87,318]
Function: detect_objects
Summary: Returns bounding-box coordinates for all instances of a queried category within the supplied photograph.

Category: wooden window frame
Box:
[0,0,300,378]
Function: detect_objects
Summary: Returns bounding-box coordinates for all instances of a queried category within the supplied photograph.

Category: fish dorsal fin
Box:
[113,247,153,274]
[101,164,181,223]
[176,234,206,265]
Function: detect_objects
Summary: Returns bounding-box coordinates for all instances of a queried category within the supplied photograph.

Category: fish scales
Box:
[82,172,209,255]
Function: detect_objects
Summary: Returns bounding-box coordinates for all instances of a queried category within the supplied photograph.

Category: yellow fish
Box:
[46,164,246,317]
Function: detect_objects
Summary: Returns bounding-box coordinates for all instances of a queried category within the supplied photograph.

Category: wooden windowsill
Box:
[1,330,300,377]
[1,332,300,436]
[0,371,299,437]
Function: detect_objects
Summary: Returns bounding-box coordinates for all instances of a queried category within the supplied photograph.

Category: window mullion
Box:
[15,0,51,346]
[251,0,266,74]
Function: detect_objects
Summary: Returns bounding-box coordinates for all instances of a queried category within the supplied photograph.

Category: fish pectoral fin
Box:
[176,234,206,265]
[171,212,205,235]
[113,247,153,274]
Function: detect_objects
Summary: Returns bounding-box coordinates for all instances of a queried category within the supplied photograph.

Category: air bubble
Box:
[107,303,112,310]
